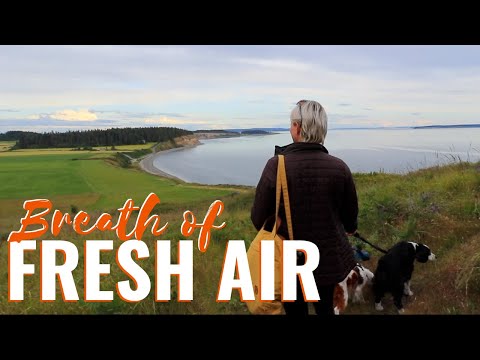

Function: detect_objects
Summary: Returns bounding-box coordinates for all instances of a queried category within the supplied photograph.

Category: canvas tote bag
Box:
[246,154,294,314]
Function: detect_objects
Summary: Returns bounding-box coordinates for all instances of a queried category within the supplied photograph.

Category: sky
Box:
[1,45,480,133]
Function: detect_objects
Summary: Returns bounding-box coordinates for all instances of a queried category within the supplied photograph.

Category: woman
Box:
[251,100,358,315]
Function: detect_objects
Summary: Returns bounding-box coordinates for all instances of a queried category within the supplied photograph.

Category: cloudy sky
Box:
[1,45,480,132]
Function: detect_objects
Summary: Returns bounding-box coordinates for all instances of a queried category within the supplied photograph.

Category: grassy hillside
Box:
[343,161,480,314]
[0,146,479,314]
[0,148,239,233]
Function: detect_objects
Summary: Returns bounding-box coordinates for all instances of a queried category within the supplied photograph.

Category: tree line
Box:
[0,131,36,141]
[3,127,193,149]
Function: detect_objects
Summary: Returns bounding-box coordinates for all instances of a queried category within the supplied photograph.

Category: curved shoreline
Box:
[138,132,268,182]
[137,133,263,183]
[138,146,197,182]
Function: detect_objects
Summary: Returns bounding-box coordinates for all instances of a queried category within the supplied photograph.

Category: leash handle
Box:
[352,232,388,254]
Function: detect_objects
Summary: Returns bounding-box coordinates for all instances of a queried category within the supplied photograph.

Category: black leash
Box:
[353,232,388,254]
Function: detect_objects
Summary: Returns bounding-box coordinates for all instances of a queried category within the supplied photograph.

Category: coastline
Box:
[137,132,242,182]
[136,131,276,183]
[138,145,198,182]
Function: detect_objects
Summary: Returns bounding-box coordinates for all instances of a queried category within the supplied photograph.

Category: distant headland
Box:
[412,124,480,129]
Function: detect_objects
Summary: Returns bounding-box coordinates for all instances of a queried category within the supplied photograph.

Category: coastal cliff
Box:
[173,134,202,147]
[151,134,200,152]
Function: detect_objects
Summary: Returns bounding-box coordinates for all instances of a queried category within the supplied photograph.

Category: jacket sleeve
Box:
[251,157,277,231]
[340,164,359,233]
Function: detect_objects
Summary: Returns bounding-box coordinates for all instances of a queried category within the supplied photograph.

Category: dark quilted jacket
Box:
[251,142,358,285]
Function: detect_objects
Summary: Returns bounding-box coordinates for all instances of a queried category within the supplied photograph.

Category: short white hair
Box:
[290,100,328,144]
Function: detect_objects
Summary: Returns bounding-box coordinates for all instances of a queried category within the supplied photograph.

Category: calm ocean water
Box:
[152,128,480,186]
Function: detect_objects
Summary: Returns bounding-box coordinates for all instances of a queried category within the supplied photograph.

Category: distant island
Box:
[223,127,289,133]
[331,123,480,130]
[238,129,271,135]
[194,131,239,140]
[194,128,274,138]
[412,124,480,129]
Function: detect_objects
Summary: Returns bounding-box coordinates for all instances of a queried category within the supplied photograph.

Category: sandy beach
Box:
[138,146,194,182]
[138,133,239,183]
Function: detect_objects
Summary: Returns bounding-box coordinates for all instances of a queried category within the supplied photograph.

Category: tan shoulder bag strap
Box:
[271,155,282,237]
[278,155,294,240]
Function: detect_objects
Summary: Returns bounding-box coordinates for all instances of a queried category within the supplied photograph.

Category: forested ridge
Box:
[1,127,192,149]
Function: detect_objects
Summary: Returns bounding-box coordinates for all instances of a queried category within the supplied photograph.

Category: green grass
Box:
[0,141,15,151]
[0,153,93,199]
[0,151,240,232]
[76,156,235,210]
[124,148,152,159]
[93,142,157,151]
[0,149,254,314]
[0,142,157,156]
[343,161,480,314]
[0,148,108,156]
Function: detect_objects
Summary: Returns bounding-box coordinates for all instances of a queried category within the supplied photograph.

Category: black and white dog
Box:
[373,241,436,313]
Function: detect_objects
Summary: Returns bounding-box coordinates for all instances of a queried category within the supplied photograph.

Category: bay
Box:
[152,128,480,186]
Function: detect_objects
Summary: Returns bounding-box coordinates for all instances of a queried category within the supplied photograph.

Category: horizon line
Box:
[2,123,480,135]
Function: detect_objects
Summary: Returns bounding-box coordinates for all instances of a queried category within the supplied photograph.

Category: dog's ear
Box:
[403,241,417,259]
[356,267,364,285]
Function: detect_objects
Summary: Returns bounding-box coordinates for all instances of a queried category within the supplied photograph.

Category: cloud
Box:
[51,109,97,121]
[90,110,186,118]
[0,118,117,131]
[127,112,186,119]
[144,116,209,126]
[89,109,119,114]
[330,117,394,128]
[2,46,480,130]
[329,113,364,120]
[234,57,311,71]
[27,109,98,122]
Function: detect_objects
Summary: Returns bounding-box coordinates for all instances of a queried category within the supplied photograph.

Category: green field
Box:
[0,148,256,314]
[0,141,15,151]
[0,141,157,156]
[0,150,240,229]
[93,142,157,151]
[0,147,479,314]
